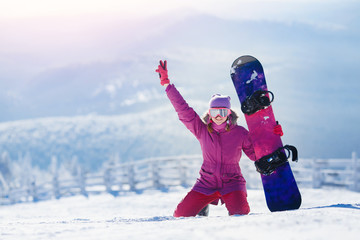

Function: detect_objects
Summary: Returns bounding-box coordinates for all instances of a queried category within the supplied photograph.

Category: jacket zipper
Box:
[217,131,223,189]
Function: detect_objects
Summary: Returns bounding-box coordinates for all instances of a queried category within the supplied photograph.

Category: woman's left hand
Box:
[273,123,284,136]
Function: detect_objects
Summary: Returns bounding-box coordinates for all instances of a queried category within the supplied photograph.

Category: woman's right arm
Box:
[156,60,205,139]
[166,84,204,139]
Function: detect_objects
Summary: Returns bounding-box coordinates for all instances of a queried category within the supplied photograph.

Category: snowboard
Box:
[230,55,301,212]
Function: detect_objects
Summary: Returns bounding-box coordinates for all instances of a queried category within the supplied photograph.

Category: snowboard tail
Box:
[231,55,301,212]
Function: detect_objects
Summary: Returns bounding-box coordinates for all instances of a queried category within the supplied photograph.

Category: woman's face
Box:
[209,108,230,125]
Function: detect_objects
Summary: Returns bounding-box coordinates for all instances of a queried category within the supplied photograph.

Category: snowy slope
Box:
[0,188,359,240]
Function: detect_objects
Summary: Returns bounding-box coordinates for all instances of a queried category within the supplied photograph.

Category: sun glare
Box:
[0,0,190,19]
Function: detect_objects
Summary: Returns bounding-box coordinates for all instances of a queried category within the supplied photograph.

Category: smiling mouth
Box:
[213,117,226,124]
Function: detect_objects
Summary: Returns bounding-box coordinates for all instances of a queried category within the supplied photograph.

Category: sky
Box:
[0,0,352,20]
[0,0,359,161]
[1,0,305,19]
[1,0,355,73]
[0,0,354,68]
[1,0,356,87]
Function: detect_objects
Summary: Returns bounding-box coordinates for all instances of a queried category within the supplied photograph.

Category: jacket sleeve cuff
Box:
[165,84,173,93]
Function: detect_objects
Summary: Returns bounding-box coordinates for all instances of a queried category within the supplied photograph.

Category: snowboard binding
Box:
[255,145,298,175]
[241,90,274,115]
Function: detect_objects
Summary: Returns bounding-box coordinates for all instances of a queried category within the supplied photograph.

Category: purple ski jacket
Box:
[166,84,256,196]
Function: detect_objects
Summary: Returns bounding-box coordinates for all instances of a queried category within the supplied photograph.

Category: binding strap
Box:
[241,90,274,115]
[255,145,298,175]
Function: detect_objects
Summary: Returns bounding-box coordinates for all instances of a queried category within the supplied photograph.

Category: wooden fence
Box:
[0,153,359,205]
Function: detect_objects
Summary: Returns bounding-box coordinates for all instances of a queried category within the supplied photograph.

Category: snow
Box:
[1,187,359,240]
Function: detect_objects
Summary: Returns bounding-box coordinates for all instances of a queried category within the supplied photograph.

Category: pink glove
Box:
[155,60,170,86]
[273,123,284,136]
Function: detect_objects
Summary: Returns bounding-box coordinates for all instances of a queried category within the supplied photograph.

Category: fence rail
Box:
[0,153,359,205]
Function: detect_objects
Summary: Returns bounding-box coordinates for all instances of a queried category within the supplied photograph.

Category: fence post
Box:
[52,174,60,199]
[28,180,38,202]
[352,152,360,192]
[312,158,323,188]
[151,162,162,189]
[0,172,9,199]
[51,156,61,199]
[128,164,136,191]
[78,166,87,197]
[104,167,113,193]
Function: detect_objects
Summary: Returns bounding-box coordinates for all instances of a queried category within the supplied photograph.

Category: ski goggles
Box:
[208,108,231,118]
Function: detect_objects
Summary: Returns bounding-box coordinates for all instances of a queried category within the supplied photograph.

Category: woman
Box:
[156,60,281,217]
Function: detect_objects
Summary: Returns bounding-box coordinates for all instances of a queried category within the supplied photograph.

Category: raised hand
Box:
[155,60,170,86]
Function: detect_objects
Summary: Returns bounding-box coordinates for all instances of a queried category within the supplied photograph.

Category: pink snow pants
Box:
[173,190,250,217]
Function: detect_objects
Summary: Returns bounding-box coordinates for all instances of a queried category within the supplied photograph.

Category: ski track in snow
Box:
[0,188,359,240]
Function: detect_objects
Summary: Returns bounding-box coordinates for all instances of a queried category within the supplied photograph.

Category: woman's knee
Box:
[223,190,250,215]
